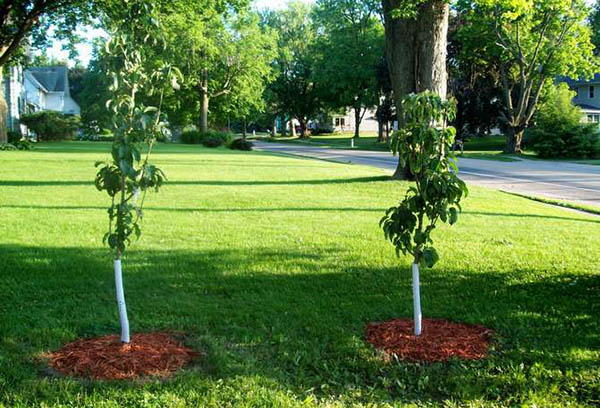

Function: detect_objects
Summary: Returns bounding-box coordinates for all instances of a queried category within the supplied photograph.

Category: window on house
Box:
[587,114,600,123]
[588,114,593,122]
[340,118,345,126]
[335,118,340,126]
[590,85,595,99]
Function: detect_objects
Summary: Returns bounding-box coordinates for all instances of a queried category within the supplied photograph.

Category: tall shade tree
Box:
[313,0,384,139]
[94,0,181,343]
[0,0,94,142]
[457,0,596,153]
[161,6,274,133]
[263,1,322,138]
[382,0,450,178]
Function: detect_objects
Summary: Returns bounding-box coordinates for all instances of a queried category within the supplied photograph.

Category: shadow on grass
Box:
[0,176,390,187]
[1,244,598,405]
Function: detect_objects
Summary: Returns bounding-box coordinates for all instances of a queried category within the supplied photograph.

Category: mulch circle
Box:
[46,332,199,380]
[365,318,493,363]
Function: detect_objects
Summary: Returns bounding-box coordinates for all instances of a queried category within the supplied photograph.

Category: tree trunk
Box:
[199,71,209,133]
[354,107,361,139]
[412,261,422,336]
[383,0,449,179]
[271,119,277,137]
[290,120,296,138]
[242,118,247,141]
[281,117,287,137]
[505,127,523,154]
[385,121,390,141]
[0,66,7,144]
[377,116,384,142]
[114,258,130,343]
[298,118,308,139]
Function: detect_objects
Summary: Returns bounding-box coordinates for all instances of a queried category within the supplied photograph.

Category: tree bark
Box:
[377,118,384,142]
[271,118,277,137]
[383,0,449,179]
[199,70,209,133]
[0,65,7,143]
[505,127,524,154]
[298,117,308,139]
[290,120,296,138]
[242,118,247,141]
[353,106,361,139]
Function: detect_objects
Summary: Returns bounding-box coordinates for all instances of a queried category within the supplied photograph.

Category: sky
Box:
[46,0,315,67]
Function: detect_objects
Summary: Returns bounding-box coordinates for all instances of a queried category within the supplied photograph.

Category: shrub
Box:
[20,111,81,141]
[7,131,21,143]
[180,130,233,147]
[228,138,254,151]
[180,130,202,144]
[529,83,600,159]
[0,143,17,151]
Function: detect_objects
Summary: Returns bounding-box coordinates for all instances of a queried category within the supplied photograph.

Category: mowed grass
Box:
[1,142,599,407]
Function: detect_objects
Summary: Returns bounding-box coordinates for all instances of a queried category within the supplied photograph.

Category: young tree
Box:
[457,0,596,153]
[94,0,181,343]
[263,2,322,138]
[313,0,384,139]
[382,0,450,178]
[381,92,467,336]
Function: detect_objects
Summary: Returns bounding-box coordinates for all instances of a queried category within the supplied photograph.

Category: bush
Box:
[0,143,17,151]
[228,138,254,151]
[180,130,233,147]
[529,83,600,159]
[7,131,21,144]
[20,111,80,141]
[180,130,202,144]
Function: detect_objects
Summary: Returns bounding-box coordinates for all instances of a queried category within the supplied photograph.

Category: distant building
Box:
[561,74,600,123]
[25,66,80,115]
[1,65,80,134]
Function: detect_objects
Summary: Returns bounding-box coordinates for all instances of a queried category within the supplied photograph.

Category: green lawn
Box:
[1,142,599,407]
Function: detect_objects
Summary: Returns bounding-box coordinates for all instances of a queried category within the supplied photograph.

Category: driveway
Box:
[255,141,600,208]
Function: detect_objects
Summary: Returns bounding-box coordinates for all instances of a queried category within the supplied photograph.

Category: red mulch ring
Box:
[365,318,493,363]
[46,332,198,380]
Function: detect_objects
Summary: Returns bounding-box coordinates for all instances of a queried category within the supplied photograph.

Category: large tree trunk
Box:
[505,127,523,154]
[377,118,384,142]
[199,70,209,133]
[242,118,247,141]
[383,0,449,179]
[298,117,308,139]
[290,120,296,138]
[0,66,7,144]
[271,118,277,137]
[353,107,361,139]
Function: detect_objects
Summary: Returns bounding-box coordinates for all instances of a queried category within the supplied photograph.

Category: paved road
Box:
[255,141,600,208]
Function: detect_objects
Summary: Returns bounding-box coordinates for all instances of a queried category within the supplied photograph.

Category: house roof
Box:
[26,66,68,93]
[558,74,600,86]
[575,103,600,113]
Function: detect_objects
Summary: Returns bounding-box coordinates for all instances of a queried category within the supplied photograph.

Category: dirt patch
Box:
[47,332,198,380]
[365,318,493,363]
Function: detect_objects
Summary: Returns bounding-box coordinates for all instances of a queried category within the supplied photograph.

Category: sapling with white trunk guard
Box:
[94,0,182,343]
[380,91,467,336]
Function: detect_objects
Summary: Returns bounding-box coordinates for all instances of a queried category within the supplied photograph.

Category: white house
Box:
[2,65,81,135]
[25,66,80,115]
[2,65,26,132]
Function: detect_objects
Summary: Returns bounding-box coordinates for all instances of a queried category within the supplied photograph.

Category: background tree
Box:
[161,6,274,133]
[457,0,596,153]
[313,0,384,139]
[382,0,450,178]
[263,2,322,138]
[381,92,467,336]
[448,11,503,139]
[0,0,95,142]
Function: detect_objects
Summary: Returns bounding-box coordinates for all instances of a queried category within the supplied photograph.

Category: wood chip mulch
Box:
[46,332,198,380]
[365,318,493,363]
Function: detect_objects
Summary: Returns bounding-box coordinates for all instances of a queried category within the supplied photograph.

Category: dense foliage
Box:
[529,83,600,159]
[383,92,468,267]
[457,0,597,153]
[19,111,80,141]
[180,130,233,147]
